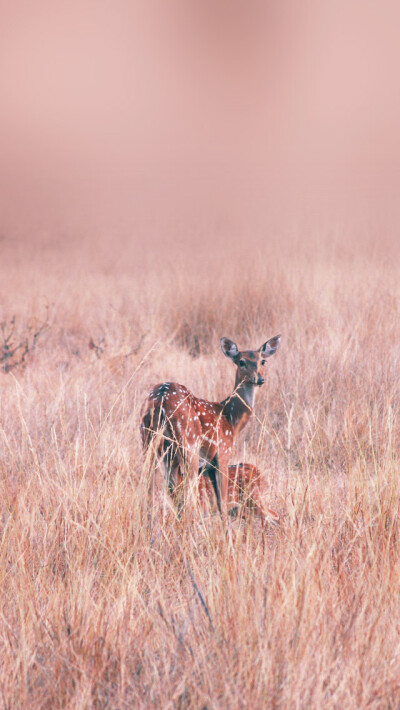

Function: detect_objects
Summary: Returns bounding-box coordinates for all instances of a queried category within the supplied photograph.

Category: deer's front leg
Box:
[207,453,229,518]
[218,456,230,517]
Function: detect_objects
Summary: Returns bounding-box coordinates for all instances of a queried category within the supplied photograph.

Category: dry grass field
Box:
[1,231,400,709]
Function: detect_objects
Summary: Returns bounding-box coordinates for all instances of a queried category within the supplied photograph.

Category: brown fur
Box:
[201,463,280,527]
[140,336,280,515]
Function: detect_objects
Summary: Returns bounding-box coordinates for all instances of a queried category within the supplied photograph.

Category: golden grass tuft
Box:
[1,233,400,708]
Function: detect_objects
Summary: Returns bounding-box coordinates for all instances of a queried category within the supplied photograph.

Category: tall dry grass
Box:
[1,232,400,708]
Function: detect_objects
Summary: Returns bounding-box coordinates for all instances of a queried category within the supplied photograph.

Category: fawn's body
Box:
[201,463,280,527]
[141,335,281,515]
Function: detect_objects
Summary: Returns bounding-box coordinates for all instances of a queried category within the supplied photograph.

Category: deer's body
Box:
[201,463,280,527]
[141,335,280,515]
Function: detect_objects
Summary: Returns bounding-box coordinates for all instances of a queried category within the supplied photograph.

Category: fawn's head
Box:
[220,335,281,387]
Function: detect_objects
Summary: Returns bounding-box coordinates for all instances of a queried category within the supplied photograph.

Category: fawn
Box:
[200,463,280,527]
[141,335,281,515]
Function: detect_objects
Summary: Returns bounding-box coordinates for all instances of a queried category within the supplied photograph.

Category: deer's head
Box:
[220,335,281,387]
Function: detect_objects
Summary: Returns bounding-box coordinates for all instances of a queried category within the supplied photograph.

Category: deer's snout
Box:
[256,375,264,386]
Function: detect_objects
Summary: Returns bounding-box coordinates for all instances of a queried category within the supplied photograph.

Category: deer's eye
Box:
[261,360,265,366]
[239,359,246,367]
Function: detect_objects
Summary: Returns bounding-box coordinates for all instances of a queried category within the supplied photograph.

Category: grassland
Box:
[0,231,399,708]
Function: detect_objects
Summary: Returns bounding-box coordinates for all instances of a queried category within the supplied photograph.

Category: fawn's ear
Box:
[220,337,239,359]
[260,335,281,358]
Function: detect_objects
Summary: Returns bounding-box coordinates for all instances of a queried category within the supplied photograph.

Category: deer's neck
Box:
[221,377,257,436]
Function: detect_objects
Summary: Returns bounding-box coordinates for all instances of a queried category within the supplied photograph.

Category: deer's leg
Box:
[187,451,201,513]
[203,455,222,516]
[198,459,216,516]
[257,500,280,530]
[218,456,230,517]
[245,478,280,529]
[204,454,230,517]
[162,435,175,493]
[250,496,266,525]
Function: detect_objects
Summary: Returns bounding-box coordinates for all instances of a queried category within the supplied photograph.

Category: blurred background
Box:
[1,1,400,256]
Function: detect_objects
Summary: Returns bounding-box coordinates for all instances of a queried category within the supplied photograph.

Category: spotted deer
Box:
[140,335,281,516]
[200,463,280,527]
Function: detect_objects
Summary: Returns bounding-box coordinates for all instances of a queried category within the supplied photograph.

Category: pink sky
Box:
[1,1,400,239]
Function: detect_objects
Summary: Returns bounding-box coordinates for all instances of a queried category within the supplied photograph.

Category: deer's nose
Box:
[256,375,265,386]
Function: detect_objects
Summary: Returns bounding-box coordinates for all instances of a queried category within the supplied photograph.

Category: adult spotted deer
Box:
[140,335,281,516]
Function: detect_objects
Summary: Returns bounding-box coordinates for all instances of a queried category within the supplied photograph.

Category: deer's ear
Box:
[220,337,239,359]
[260,335,281,358]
